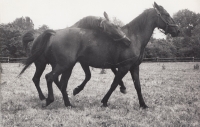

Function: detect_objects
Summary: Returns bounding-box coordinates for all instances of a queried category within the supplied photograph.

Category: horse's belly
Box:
[78,40,139,68]
[78,50,136,69]
[78,53,111,68]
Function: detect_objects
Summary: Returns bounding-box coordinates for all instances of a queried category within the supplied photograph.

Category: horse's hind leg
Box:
[111,67,127,94]
[60,68,73,107]
[73,63,91,96]
[44,64,66,107]
[32,62,46,100]
[44,63,75,107]
[54,76,61,90]
[51,64,61,90]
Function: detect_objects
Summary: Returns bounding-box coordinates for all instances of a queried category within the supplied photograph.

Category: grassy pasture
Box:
[0,62,200,127]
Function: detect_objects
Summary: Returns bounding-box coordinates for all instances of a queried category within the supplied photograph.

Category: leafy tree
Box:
[171,9,200,57]
[145,38,176,58]
[173,9,200,37]
[0,17,34,58]
[37,25,49,33]
[12,16,34,31]
[0,24,24,57]
[191,23,200,37]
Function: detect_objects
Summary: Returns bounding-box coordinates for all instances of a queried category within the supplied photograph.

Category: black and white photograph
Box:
[0,0,200,126]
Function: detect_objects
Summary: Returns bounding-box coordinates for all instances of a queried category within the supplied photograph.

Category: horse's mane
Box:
[124,8,154,34]
[71,16,103,30]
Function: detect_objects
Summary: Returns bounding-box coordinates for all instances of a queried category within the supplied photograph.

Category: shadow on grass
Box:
[9,92,142,112]
[69,95,138,112]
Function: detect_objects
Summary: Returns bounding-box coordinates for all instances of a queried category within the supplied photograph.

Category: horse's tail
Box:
[19,29,56,76]
[22,30,35,52]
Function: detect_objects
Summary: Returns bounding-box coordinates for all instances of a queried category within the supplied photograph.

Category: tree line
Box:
[0,17,49,58]
[0,9,200,58]
[145,9,200,58]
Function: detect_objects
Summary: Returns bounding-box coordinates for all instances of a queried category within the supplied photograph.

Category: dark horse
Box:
[21,12,130,101]
[20,2,179,108]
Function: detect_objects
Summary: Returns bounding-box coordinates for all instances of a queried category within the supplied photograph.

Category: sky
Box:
[0,0,200,38]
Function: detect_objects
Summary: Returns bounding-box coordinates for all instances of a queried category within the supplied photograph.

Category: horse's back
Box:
[49,28,136,68]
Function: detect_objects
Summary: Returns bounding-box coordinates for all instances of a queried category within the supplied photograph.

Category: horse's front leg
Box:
[111,67,127,94]
[130,66,148,109]
[73,63,91,96]
[101,66,130,107]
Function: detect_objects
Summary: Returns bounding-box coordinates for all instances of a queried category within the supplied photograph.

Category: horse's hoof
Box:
[73,88,80,96]
[120,88,127,94]
[39,95,46,101]
[65,103,75,108]
[41,102,48,108]
[68,105,76,108]
[101,103,108,107]
[42,104,47,108]
[42,98,54,107]
[140,104,149,109]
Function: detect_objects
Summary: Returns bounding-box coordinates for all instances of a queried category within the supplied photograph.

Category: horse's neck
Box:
[71,16,101,30]
[123,9,157,52]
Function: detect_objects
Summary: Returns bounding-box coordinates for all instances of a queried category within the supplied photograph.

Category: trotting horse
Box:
[20,2,179,108]
[21,12,130,101]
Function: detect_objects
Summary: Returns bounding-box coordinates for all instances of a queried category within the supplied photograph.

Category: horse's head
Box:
[100,12,131,45]
[153,2,180,37]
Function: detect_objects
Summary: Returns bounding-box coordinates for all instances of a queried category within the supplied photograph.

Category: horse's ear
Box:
[104,11,110,21]
[154,2,160,10]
